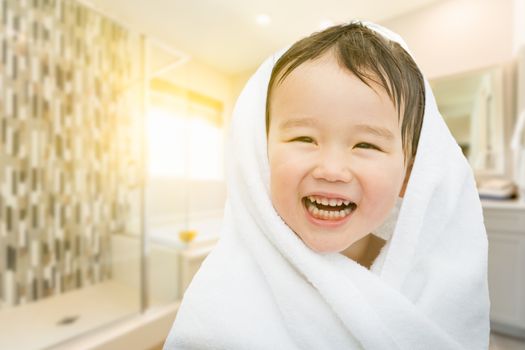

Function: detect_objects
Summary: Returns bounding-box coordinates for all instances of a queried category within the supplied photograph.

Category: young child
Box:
[164,22,490,349]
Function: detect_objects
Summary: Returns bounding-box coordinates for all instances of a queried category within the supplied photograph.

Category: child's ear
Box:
[399,160,414,198]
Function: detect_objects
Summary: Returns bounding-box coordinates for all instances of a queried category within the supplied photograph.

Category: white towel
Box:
[164,22,490,350]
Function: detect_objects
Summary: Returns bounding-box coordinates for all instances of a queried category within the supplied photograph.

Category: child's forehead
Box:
[271,82,400,135]
[272,57,394,110]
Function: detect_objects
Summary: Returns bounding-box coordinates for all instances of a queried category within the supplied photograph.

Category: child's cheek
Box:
[269,144,314,174]
[358,159,405,224]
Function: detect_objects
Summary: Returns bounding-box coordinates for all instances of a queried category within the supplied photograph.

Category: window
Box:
[147,80,224,181]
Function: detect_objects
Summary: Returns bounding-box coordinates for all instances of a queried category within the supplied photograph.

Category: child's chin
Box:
[303,240,345,254]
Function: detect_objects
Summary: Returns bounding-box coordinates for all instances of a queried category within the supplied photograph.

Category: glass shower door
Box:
[0,1,144,348]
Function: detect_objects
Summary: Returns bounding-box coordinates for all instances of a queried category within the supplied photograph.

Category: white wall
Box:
[146,178,226,226]
[163,58,235,120]
[381,0,515,79]
[514,0,525,53]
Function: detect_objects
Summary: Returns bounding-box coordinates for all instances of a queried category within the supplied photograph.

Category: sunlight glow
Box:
[256,14,271,26]
[147,106,223,180]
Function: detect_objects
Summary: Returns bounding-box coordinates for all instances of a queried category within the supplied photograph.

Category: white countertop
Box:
[481,197,525,210]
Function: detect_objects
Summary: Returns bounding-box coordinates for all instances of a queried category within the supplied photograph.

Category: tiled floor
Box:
[0,281,139,350]
[490,332,525,350]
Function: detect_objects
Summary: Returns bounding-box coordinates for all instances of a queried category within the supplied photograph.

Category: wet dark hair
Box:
[265,22,425,164]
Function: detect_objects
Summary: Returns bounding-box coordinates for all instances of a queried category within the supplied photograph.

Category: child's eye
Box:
[290,136,315,144]
[355,142,381,151]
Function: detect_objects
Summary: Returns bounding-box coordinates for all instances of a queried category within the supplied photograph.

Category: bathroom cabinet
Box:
[483,199,525,338]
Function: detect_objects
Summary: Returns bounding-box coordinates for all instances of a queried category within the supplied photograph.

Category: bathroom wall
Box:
[515,0,525,117]
[381,0,515,79]
[0,0,141,307]
[163,58,235,118]
[514,0,525,53]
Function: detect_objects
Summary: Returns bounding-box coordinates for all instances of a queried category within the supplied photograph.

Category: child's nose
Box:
[311,152,353,183]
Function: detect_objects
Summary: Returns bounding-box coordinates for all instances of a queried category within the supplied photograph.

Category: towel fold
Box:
[164,21,490,350]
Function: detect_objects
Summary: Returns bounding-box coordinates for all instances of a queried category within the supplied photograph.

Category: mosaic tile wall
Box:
[0,0,141,307]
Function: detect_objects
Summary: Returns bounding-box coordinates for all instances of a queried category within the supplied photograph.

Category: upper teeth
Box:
[308,196,351,206]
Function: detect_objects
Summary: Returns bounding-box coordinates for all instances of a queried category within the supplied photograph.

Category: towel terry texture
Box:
[164,21,490,350]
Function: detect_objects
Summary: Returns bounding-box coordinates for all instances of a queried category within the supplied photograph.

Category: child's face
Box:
[267,53,409,253]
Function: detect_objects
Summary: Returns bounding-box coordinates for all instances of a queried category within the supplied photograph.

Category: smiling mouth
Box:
[303,196,357,221]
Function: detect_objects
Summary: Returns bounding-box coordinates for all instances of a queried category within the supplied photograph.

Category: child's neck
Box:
[342,234,386,269]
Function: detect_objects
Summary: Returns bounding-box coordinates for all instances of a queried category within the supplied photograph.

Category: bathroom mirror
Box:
[430,66,506,175]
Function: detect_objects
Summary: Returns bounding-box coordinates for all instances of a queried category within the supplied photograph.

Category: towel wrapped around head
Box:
[164,21,490,350]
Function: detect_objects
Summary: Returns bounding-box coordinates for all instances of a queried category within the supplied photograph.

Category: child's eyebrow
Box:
[279,117,317,130]
[278,118,395,141]
[354,124,395,141]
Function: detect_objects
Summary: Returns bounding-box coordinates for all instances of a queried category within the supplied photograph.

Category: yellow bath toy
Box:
[179,229,197,243]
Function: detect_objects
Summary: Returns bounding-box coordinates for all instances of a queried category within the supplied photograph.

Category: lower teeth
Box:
[306,202,352,220]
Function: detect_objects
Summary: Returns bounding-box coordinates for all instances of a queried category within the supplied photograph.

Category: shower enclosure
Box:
[0,1,224,348]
